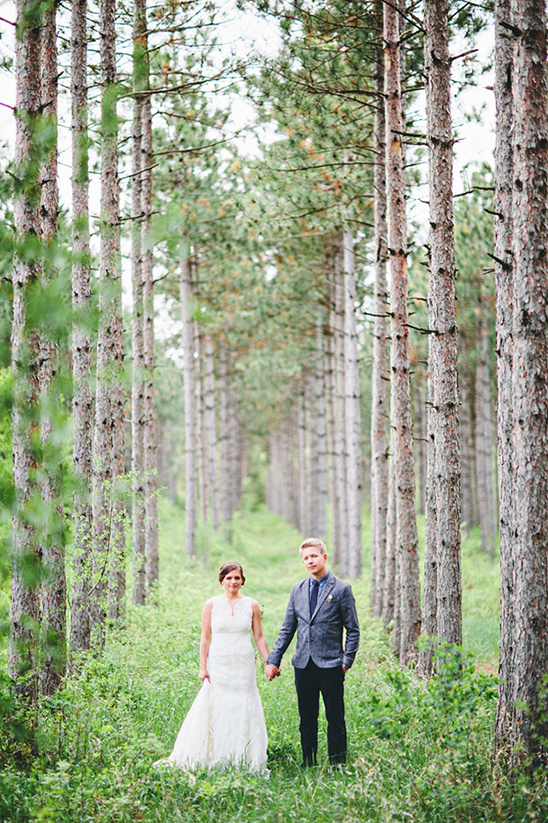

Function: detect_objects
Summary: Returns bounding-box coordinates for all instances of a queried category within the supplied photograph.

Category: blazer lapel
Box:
[298,579,311,621]
[311,573,334,620]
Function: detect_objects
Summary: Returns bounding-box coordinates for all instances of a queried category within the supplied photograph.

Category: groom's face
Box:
[301,547,328,579]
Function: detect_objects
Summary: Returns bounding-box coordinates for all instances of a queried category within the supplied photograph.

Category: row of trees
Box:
[7,0,185,700]
[369,0,548,764]
[246,0,548,767]
[3,0,548,769]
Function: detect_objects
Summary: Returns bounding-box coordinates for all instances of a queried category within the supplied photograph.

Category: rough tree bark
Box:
[475,291,497,558]
[91,0,125,637]
[218,343,232,526]
[384,0,421,665]
[297,382,307,534]
[493,0,514,748]
[39,0,66,696]
[70,0,93,664]
[423,0,462,662]
[414,368,427,517]
[506,0,548,767]
[343,223,363,579]
[180,252,197,556]
[419,348,437,676]
[195,334,208,524]
[306,370,318,536]
[324,270,340,565]
[382,436,397,632]
[203,333,220,530]
[131,0,146,605]
[370,0,389,616]
[313,314,328,540]
[9,0,44,704]
[142,77,158,596]
[458,349,474,536]
[332,239,349,573]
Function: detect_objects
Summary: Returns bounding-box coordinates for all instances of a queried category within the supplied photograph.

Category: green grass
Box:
[2,499,548,823]
[460,526,501,666]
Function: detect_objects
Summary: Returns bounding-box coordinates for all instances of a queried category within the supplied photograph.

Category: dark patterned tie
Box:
[310,579,320,615]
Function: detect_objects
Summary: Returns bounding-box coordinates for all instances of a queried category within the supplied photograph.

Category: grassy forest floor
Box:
[2,498,548,822]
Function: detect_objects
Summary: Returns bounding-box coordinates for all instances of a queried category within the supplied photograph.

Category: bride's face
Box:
[221,570,243,595]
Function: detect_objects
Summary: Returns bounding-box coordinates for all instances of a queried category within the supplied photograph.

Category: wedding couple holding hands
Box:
[160,538,360,772]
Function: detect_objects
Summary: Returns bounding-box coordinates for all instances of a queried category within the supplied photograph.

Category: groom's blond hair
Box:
[300,537,327,554]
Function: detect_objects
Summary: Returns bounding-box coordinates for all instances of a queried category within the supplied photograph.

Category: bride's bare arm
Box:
[199,600,213,681]
[251,600,271,664]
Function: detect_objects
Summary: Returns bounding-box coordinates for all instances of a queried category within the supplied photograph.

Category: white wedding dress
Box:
[165,595,268,772]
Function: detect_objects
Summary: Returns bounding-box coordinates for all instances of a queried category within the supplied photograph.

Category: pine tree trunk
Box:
[267,436,277,515]
[108,393,126,624]
[70,0,93,664]
[306,369,319,536]
[39,0,66,695]
[203,333,220,530]
[236,422,246,508]
[297,384,307,534]
[196,330,208,523]
[278,423,288,523]
[324,281,339,564]
[507,0,548,766]
[414,370,427,517]
[283,417,298,528]
[459,352,474,536]
[333,239,349,573]
[493,0,514,748]
[92,0,125,637]
[382,445,397,632]
[231,395,243,516]
[231,393,242,515]
[390,455,402,657]
[307,326,328,540]
[131,5,145,604]
[419,355,437,676]
[384,0,421,665]
[314,314,329,539]
[218,344,233,526]
[475,293,497,557]
[424,0,462,648]
[290,415,299,528]
[180,252,197,556]
[142,84,158,596]
[9,0,43,702]
[344,223,363,579]
[370,1,389,613]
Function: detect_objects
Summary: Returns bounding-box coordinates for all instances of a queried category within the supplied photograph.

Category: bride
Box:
[160,561,271,772]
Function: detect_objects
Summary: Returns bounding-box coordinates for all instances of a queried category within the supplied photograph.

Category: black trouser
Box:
[294,659,346,766]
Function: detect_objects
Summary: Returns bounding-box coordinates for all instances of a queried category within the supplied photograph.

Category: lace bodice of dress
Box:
[210,596,253,640]
[209,597,256,689]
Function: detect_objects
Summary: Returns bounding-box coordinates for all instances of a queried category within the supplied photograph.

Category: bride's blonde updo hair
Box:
[219,560,245,585]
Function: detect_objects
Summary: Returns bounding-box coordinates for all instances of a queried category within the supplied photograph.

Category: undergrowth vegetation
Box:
[2,499,547,822]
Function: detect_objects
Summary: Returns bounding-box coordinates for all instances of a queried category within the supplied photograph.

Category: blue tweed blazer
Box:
[267,571,360,670]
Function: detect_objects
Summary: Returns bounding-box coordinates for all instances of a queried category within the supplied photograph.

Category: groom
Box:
[266,538,360,766]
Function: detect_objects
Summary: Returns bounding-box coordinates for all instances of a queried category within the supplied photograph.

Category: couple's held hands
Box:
[265,663,281,681]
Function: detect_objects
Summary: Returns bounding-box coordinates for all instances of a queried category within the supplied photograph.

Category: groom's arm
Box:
[341,584,360,671]
[266,586,298,668]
